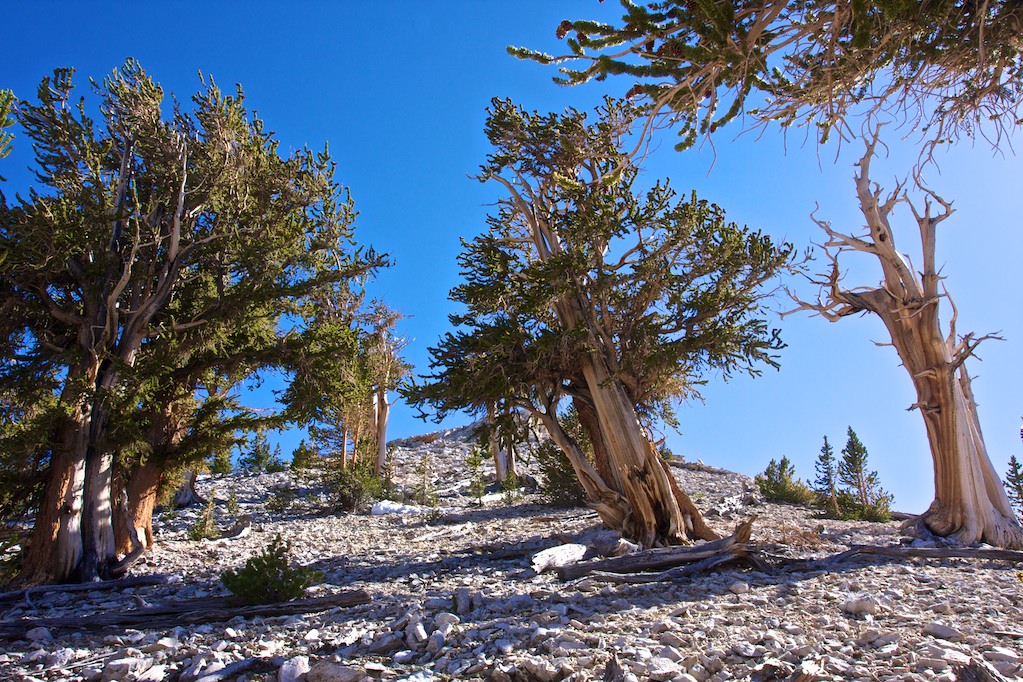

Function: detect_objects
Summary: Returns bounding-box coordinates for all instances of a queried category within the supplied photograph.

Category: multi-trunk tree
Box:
[518,0,1023,547]
[0,61,383,584]
[407,99,795,547]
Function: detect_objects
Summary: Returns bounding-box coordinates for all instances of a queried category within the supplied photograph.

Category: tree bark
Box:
[17,416,88,586]
[787,136,1023,548]
[339,426,349,470]
[859,287,1022,546]
[486,403,507,483]
[374,387,389,477]
[114,459,164,555]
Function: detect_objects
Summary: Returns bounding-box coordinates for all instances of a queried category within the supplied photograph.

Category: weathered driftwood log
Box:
[823,544,1023,566]
[0,574,172,605]
[558,517,755,581]
[0,590,371,638]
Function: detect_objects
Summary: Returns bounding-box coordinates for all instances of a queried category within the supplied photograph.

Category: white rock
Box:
[307,661,366,682]
[102,656,153,681]
[839,594,880,616]
[728,581,750,595]
[646,656,682,681]
[923,622,964,642]
[26,627,53,642]
[279,655,311,682]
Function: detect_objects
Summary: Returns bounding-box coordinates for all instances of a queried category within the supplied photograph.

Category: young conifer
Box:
[813,436,841,518]
[838,427,892,521]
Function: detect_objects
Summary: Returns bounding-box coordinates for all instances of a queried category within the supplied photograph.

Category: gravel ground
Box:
[1,426,1021,682]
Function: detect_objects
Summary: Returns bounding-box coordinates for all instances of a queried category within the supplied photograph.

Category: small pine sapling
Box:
[838,427,893,521]
[813,436,842,518]
[755,456,815,505]
[413,454,438,507]
[188,495,219,541]
[536,440,587,507]
[466,447,487,505]
[226,492,241,518]
[220,534,323,606]
[1005,457,1023,522]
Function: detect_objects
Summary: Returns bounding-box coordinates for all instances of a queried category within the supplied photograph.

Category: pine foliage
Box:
[755,456,815,505]
[813,436,842,518]
[220,534,322,606]
[837,427,892,521]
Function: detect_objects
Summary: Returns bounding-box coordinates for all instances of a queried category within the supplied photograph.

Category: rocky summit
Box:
[2,426,1022,682]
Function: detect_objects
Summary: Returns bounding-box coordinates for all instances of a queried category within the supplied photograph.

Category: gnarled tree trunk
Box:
[114,458,164,555]
[18,417,88,586]
[788,134,1023,548]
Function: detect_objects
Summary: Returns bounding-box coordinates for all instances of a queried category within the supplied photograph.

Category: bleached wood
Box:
[785,130,1023,548]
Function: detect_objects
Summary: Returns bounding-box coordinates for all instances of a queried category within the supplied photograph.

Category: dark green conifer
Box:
[838,427,892,521]
[813,436,841,518]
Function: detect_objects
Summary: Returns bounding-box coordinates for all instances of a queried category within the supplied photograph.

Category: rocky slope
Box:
[2,427,1022,682]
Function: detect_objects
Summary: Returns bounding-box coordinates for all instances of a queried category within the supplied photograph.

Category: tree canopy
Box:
[513,1,1023,149]
[0,60,385,583]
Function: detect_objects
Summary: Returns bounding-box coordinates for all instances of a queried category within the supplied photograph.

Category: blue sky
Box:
[3,2,1021,513]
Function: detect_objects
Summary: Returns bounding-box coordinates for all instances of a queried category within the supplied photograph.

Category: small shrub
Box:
[501,470,522,505]
[226,492,241,518]
[536,440,587,507]
[859,498,892,522]
[412,454,438,507]
[220,534,323,606]
[266,453,288,473]
[408,433,438,445]
[188,496,219,541]
[265,486,298,513]
[465,447,487,505]
[326,461,383,512]
[755,456,815,505]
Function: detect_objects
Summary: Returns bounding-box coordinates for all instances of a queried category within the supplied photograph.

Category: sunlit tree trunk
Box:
[788,135,1023,547]
[374,386,389,477]
[18,412,89,586]
[114,458,163,555]
[486,403,507,483]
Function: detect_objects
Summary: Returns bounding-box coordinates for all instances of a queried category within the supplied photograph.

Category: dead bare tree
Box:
[785,130,1023,547]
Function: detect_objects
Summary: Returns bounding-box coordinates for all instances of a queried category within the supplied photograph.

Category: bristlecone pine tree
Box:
[0,61,383,584]
[518,1,1023,547]
[813,436,841,518]
[406,99,796,547]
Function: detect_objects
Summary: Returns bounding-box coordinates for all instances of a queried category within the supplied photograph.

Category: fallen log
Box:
[0,589,371,639]
[558,516,755,581]
[0,574,172,605]
[822,544,1023,566]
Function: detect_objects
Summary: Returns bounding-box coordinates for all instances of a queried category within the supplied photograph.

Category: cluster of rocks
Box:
[2,427,1023,681]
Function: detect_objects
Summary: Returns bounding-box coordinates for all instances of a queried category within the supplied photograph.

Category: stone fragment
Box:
[368,633,405,654]
[279,655,311,682]
[729,581,750,595]
[923,622,964,642]
[984,646,1021,663]
[426,631,445,654]
[645,656,681,681]
[307,661,366,682]
[839,594,879,616]
[433,612,460,627]
[102,656,153,681]
[26,627,53,642]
